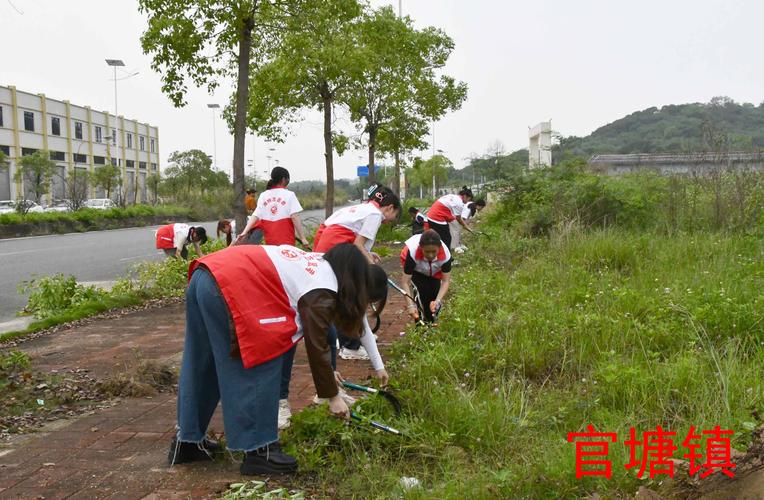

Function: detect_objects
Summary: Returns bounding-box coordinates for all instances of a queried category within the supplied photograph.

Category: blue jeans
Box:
[176,268,284,452]
[279,345,296,400]
[279,326,336,400]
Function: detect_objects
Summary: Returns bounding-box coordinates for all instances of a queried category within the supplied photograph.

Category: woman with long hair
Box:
[235,167,309,247]
[169,243,389,476]
[216,219,236,246]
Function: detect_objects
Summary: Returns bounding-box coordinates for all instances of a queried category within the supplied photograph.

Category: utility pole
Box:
[207,103,220,172]
[431,120,436,198]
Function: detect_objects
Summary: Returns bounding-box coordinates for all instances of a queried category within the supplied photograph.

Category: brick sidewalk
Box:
[0,281,410,498]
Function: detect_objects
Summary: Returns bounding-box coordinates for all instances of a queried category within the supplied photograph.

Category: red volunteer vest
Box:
[156,223,176,249]
[400,234,451,279]
[427,200,456,223]
[312,223,357,252]
[313,201,381,252]
[189,245,335,369]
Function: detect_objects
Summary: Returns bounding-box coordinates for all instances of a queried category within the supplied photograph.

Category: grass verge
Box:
[281,222,764,498]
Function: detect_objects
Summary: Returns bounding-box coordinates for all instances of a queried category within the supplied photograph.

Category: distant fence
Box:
[588,152,764,175]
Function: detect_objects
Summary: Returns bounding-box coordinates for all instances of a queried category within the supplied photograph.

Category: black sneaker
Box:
[167,437,222,465]
[240,441,298,475]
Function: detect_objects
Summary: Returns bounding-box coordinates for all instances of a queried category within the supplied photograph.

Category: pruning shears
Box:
[350,412,402,435]
[342,381,402,414]
[387,278,427,326]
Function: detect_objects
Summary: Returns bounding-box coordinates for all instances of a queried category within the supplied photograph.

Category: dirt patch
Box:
[96,359,178,398]
[1,357,177,440]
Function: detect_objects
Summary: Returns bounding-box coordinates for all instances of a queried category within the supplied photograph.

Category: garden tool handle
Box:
[342,381,378,393]
[350,412,402,435]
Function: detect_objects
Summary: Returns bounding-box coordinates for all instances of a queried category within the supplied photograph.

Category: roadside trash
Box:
[36,399,44,406]
[399,477,421,489]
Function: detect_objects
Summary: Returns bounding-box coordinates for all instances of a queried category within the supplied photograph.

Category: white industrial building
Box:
[528,121,552,169]
[0,85,159,203]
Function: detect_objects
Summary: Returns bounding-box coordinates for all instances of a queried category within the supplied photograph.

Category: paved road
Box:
[0,208,329,325]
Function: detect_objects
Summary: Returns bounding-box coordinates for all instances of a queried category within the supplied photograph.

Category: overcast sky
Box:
[2,0,763,181]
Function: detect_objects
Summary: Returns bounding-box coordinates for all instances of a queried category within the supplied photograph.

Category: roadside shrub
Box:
[18,274,106,319]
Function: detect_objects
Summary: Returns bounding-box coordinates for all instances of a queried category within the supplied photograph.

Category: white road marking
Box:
[119,253,159,262]
[0,248,49,258]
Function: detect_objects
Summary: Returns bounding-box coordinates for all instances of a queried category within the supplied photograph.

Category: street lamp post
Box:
[207,104,220,172]
[105,59,134,199]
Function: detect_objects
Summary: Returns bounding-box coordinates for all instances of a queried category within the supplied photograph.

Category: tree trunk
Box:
[321,86,334,219]
[233,14,254,231]
[367,125,377,186]
[393,147,401,197]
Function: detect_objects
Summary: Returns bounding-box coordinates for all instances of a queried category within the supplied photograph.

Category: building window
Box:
[139,161,147,169]
[0,107,4,127]
[24,111,34,131]
[127,133,133,148]
[139,136,145,151]
[75,121,83,140]
[111,129,117,145]
[150,138,156,153]
[110,157,117,166]
[1,145,11,156]
[50,151,66,161]
[95,126,102,143]
[151,162,157,170]
[73,153,87,163]
[22,147,37,156]
[51,117,61,136]
[94,156,106,165]
[126,160,135,169]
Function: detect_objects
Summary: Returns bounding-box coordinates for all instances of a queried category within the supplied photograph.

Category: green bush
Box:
[18,274,106,319]
[0,204,192,226]
[490,159,764,235]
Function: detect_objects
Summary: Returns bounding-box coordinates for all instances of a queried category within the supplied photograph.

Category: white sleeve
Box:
[452,199,464,217]
[173,227,188,249]
[289,191,303,215]
[461,204,471,219]
[360,315,384,371]
[358,213,382,242]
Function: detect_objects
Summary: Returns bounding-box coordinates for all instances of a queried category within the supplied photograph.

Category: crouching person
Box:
[169,243,388,475]
[155,222,207,259]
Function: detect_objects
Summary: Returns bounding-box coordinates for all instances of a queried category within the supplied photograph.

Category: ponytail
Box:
[459,186,474,200]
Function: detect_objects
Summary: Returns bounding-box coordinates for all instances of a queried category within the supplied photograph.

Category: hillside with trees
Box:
[558,97,764,158]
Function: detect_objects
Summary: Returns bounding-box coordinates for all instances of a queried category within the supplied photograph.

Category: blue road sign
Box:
[357,165,381,177]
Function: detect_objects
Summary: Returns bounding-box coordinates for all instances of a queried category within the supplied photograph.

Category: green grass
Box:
[283,223,764,498]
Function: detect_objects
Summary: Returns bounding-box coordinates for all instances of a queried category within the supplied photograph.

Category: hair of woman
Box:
[216,219,232,246]
[367,264,388,321]
[270,166,290,186]
[370,184,401,210]
[323,243,374,337]
[419,229,442,247]
[458,186,474,199]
